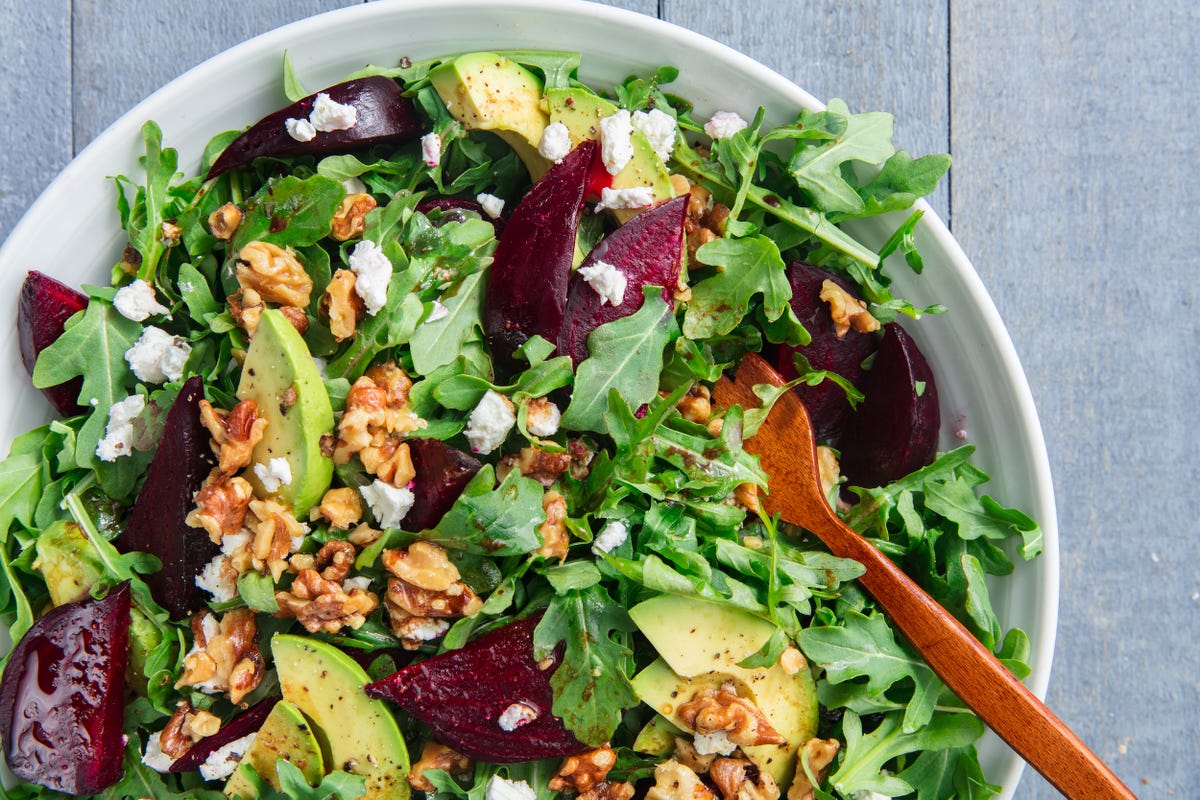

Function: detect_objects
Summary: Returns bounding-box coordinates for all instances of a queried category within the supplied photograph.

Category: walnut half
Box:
[676,684,786,748]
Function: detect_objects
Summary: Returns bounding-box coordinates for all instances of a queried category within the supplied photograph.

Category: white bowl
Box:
[0,1,1057,796]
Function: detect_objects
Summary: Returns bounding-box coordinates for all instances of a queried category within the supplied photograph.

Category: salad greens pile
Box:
[0,48,1040,800]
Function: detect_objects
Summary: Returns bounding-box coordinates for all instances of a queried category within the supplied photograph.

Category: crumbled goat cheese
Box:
[343,576,372,592]
[537,121,572,163]
[342,176,368,194]
[195,555,237,604]
[577,260,628,307]
[464,390,516,454]
[425,300,449,323]
[407,617,450,642]
[309,92,357,132]
[525,401,561,438]
[285,117,317,142]
[704,110,749,140]
[348,240,392,316]
[599,110,635,175]
[852,792,892,800]
[498,702,539,732]
[141,730,176,773]
[361,479,415,529]
[486,775,538,800]
[199,732,257,781]
[125,326,191,384]
[693,730,737,756]
[594,185,654,213]
[113,279,170,321]
[95,394,146,462]
[253,457,293,494]
[632,108,678,161]
[476,192,505,219]
[592,520,628,554]
[221,531,252,556]
[421,132,443,167]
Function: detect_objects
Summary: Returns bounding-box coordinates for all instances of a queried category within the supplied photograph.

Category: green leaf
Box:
[544,561,602,593]
[562,289,675,433]
[924,478,1027,541]
[0,540,35,643]
[410,267,488,375]
[683,236,790,339]
[847,150,952,220]
[0,451,42,543]
[238,571,279,613]
[534,584,639,746]
[426,467,545,555]
[282,50,309,102]
[178,262,220,321]
[326,289,424,381]
[96,740,226,799]
[118,121,180,283]
[787,98,895,214]
[231,175,346,252]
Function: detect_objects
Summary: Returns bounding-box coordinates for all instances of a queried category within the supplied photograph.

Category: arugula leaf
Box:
[327,289,423,381]
[96,741,225,800]
[230,175,345,253]
[230,760,367,800]
[844,150,952,221]
[683,236,790,339]
[112,122,180,283]
[562,289,675,433]
[426,466,545,555]
[281,50,309,102]
[787,99,895,215]
[534,584,639,746]
[409,268,487,375]
[237,571,279,613]
[924,476,1038,542]
[0,451,42,543]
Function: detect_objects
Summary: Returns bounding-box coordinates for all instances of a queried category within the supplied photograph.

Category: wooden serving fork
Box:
[711,353,1135,800]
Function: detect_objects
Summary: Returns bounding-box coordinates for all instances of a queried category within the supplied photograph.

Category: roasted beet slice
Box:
[207,77,424,179]
[117,376,218,618]
[839,322,940,487]
[18,270,88,416]
[484,141,597,374]
[366,615,583,762]
[405,438,483,531]
[557,195,687,365]
[168,696,279,773]
[776,262,879,443]
[417,196,506,236]
[0,582,131,794]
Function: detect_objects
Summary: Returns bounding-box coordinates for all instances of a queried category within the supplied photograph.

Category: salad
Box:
[0,49,1042,800]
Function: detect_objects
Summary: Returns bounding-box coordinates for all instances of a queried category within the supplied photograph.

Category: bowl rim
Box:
[0,0,1059,795]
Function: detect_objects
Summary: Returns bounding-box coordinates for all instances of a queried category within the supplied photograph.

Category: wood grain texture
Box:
[951,1,1200,796]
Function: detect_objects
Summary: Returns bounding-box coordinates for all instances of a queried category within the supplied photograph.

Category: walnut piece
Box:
[323,269,365,341]
[408,741,472,792]
[315,540,356,583]
[184,709,221,740]
[549,746,618,793]
[676,685,785,748]
[199,399,267,475]
[248,498,307,581]
[786,739,840,800]
[228,288,266,335]
[313,487,363,529]
[333,365,421,467]
[709,758,779,800]
[645,759,715,800]
[331,193,378,241]
[672,737,716,774]
[514,445,571,488]
[176,610,264,705]
[278,305,309,335]
[381,542,459,592]
[275,569,380,634]
[208,202,243,240]
[734,483,762,515]
[677,384,712,424]
[382,543,482,648]
[778,647,807,676]
[581,782,636,800]
[186,472,254,544]
[237,241,313,308]
[159,701,197,759]
[536,490,569,562]
[815,446,841,505]
[359,437,415,487]
[819,279,880,338]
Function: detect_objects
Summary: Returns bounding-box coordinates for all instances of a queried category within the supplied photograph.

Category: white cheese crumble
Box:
[537,121,572,163]
[95,394,146,462]
[486,775,538,800]
[113,279,170,322]
[592,520,629,554]
[125,326,191,384]
[407,617,450,642]
[632,108,678,162]
[464,390,516,454]
[704,110,749,140]
[253,457,293,494]
[693,730,737,756]
[361,479,415,529]
[344,576,372,593]
[475,192,505,219]
[199,732,257,781]
[425,300,449,324]
[594,185,654,214]
[497,702,539,732]
[285,117,317,142]
[195,554,237,604]
[598,110,635,175]
[348,240,392,316]
[342,176,368,195]
[141,730,176,773]
[577,260,628,307]
[525,400,561,438]
[852,792,892,800]
[421,132,443,167]
[309,92,358,132]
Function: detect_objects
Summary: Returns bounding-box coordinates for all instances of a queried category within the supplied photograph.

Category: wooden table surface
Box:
[1,1,1195,797]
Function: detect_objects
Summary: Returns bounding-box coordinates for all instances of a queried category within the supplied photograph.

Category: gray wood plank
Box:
[71,0,361,151]
[951,1,1200,796]
[661,0,950,220]
[0,0,72,236]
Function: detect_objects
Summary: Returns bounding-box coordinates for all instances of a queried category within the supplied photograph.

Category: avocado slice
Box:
[224,700,324,796]
[629,595,818,786]
[545,88,675,222]
[272,635,410,800]
[32,520,103,606]
[632,714,685,756]
[430,52,550,180]
[237,308,334,517]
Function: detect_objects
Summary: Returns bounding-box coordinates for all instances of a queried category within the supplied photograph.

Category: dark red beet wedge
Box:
[117,376,218,619]
[206,77,424,179]
[168,696,280,773]
[484,141,597,374]
[366,615,583,762]
[557,195,688,365]
[0,582,131,794]
[18,270,88,417]
[405,438,483,532]
[839,322,940,487]
[776,262,879,443]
